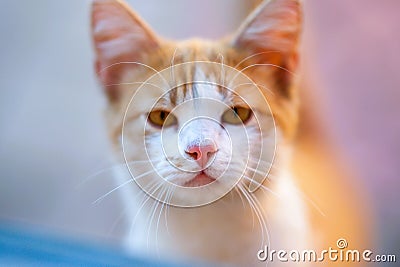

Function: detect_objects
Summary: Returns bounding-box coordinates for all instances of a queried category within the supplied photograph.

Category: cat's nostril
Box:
[186,151,200,160]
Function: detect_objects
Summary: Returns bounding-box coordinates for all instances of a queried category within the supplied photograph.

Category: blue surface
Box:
[0,224,199,267]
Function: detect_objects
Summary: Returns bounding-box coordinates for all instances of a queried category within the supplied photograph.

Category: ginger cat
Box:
[91,0,371,265]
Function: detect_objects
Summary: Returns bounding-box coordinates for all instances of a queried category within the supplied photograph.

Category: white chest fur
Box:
[114,167,312,266]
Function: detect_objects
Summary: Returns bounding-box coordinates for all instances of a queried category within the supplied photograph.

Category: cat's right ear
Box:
[91,0,160,102]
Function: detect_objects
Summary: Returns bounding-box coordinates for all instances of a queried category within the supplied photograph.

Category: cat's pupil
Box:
[233,107,239,116]
[160,111,166,121]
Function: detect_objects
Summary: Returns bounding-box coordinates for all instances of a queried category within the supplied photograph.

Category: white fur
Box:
[115,156,312,266]
[113,65,312,266]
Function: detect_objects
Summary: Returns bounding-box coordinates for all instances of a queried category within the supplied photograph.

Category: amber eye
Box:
[222,106,252,125]
[148,110,177,127]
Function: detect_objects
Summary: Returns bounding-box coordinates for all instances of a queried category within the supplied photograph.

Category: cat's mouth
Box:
[183,172,216,187]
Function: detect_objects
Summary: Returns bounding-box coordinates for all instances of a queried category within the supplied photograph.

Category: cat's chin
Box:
[183,172,216,188]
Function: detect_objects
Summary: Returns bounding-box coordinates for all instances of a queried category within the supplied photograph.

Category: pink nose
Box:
[186,144,217,168]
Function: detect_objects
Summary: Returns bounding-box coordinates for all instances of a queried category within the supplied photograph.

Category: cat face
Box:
[91,0,301,206]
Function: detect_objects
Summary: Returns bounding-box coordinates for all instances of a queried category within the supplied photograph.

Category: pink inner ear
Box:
[91,0,159,99]
[232,0,301,55]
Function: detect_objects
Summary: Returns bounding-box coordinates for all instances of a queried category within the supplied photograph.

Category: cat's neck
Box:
[114,149,311,265]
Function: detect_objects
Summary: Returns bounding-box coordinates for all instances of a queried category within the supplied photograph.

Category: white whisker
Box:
[105,81,163,90]
[241,176,280,198]
[99,61,169,87]
[164,186,174,237]
[78,159,161,187]
[92,169,156,205]
[233,51,281,69]
[230,63,297,86]
[170,47,178,85]
[92,179,133,205]
[129,181,164,239]
[237,183,268,248]
[107,206,128,236]
[246,166,270,177]
[154,186,171,256]
[232,82,274,95]
[217,53,225,87]
[234,187,247,211]
[240,182,271,250]
[292,186,326,217]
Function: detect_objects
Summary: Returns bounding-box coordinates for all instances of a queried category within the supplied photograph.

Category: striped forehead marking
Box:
[168,66,229,106]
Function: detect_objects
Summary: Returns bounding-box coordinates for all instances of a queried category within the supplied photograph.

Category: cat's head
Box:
[91,0,302,206]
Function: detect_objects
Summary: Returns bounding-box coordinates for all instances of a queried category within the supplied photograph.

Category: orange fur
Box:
[91,0,372,265]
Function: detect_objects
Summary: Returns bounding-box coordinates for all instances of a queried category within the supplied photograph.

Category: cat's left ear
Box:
[91,0,160,102]
[231,0,302,94]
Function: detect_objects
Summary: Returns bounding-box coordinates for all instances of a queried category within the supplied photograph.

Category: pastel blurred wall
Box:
[0,0,398,257]
[302,0,400,253]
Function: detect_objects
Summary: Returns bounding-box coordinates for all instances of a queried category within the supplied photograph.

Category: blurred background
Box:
[0,0,398,262]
